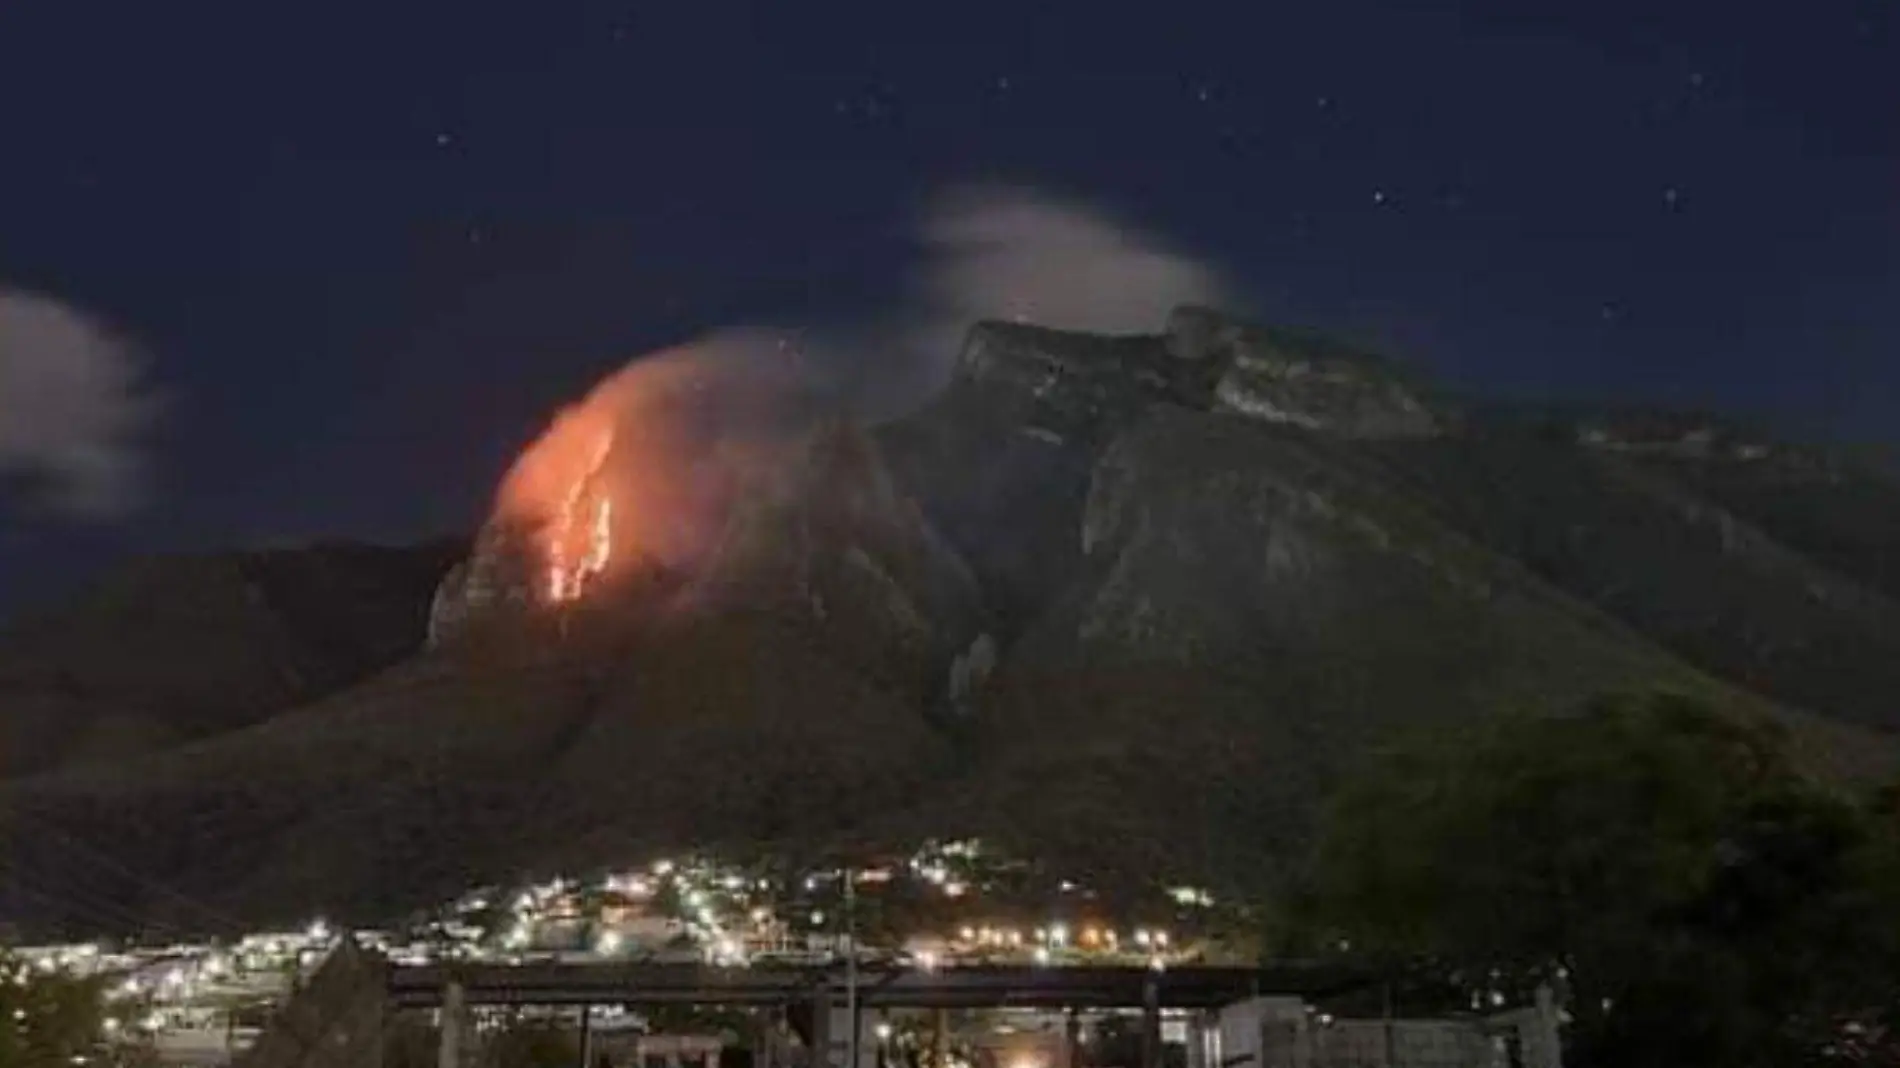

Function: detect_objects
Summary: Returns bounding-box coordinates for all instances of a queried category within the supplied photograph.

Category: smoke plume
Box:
[489,186,1233,586]
[0,289,159,518]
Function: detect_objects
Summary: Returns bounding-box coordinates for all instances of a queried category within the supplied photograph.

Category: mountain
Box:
[3,308,1899,936]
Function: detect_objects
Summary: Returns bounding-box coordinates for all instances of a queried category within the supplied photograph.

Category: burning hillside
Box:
[428,332,825,639]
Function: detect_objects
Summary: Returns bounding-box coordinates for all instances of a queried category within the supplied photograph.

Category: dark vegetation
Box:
[0,953,160,1067]
[1294,690,1900,1067]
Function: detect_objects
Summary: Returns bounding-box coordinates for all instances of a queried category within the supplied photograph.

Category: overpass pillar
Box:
[809,991,833,1068]
[438,980,468,1068]
[1140,976,1161,1068]
[1184,1011,1216,1068]
[825,1003,879,1068]
[753,1009,785,1068]
[578,1004,593,1068]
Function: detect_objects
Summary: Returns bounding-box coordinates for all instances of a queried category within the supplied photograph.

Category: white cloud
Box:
[807,183,1237,416]
[913,183,1234,342]
[0,289,158,518]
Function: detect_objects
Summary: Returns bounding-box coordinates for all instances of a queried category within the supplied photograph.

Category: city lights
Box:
[1,835,1225,1060]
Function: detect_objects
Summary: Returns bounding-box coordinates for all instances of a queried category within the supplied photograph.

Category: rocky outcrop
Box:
[951,320,1216,445]
[1575,413,1778,462]
[1162,304,1232,362]
[948,309,1443,442]
[1199,324,1441,438]
[945,632,998,716]
[427,521,541,646]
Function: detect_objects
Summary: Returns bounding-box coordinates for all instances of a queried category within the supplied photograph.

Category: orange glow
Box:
[489,335,801,610]
[544,429,615,603]
[482,328,817,611]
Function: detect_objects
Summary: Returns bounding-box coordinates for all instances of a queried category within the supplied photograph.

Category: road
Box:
[386,960,1373,1010]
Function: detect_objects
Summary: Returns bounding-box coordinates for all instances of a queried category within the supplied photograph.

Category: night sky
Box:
[0,0,1894,618]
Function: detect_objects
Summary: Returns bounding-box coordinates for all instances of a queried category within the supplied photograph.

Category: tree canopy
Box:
[1300,691,1900,1067]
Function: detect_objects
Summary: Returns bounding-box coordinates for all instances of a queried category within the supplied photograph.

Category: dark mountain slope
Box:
[0,608,953,934]
[0,540,462,779]
[1634,449,1900,606]
[0,642,595,934]
[1347,429,1900,729]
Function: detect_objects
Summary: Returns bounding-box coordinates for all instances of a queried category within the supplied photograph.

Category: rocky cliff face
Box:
[1211,327,1441,437]
[686,419,987,697]
[944,309,1442,444]
[951,320,1215,445]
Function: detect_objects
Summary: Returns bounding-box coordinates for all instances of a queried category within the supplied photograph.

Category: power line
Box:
[0,859,193,940]
[2,805,249,938]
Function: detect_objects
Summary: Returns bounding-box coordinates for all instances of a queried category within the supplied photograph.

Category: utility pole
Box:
[844,868,859,1068]
[578,1004,593,1068]
[1381,980,1395,1068]
[1139,975,1160,1068]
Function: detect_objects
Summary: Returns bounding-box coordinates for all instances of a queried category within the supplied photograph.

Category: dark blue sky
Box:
[0,0,1894,617]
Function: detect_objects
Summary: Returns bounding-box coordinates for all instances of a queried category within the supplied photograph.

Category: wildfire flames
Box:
[494,392,627,608]
[544,430,615,603]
